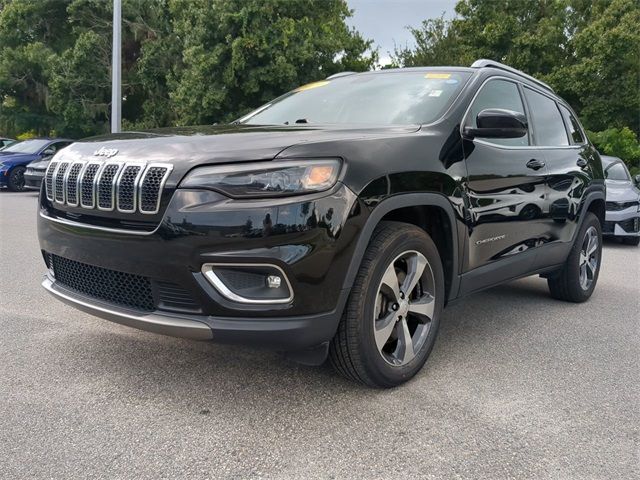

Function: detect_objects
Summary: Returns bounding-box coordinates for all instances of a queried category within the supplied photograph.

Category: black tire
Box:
[329,221,445,388]
[622,236,640,246]
[547,212,602,302]
[8,166,26,192]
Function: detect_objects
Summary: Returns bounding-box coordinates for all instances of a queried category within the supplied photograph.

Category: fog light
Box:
[201,263,293,304]
[266,275,282,289]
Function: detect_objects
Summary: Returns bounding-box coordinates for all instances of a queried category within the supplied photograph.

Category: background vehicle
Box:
[0,137,16,149]
[38,60,605,387]
[0,138,72,191]
[601,155,640,246]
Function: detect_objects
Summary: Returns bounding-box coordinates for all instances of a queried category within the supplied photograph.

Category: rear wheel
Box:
[329,221,445,388]
[622,236,640,246]
[547,212,602,302]
[8,166,26,192]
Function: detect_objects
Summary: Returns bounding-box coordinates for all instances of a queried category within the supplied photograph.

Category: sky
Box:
[346,0,458,65]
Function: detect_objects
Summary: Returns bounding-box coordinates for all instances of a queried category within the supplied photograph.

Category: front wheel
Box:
[8,166,26,192]
[547,212,602,302]
[329,221,445,388]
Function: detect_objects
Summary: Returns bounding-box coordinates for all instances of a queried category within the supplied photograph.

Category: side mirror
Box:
[463,108,528,139]
[634,174,640,186]
[42,148,55,156]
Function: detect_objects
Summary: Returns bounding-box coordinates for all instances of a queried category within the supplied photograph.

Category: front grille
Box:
[606,201,639,212]
[45,160,172,214]
[50,254,155,311]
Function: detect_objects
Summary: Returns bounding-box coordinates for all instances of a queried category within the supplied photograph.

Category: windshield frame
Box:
[238,69,474,128]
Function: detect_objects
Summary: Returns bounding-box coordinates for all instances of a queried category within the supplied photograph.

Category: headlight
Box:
[180,159,341,198]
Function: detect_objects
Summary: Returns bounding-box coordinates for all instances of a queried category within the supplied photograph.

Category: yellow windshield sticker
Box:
[295,81,330,92]
[425,73,451,79]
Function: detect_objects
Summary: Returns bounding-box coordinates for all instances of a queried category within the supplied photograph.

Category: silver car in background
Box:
[602,155,640,246]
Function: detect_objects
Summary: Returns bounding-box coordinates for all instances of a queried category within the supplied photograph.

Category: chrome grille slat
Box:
[46,160,172,215]
[45,161,59,201]
[64,162,85,207]
[54,162,70,203]
[97,163,122,211]
[116,164,145,213]
[139,164,172,215]
[79,163,102,208]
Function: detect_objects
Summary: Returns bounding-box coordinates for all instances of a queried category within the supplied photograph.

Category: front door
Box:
[460,78,549,291]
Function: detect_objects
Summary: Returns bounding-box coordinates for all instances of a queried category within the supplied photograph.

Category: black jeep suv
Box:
[38,60,605,387]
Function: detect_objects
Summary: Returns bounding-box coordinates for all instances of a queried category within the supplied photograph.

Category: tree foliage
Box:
[0,0,376,137]
[394,0,640,142]
[588,127,640,174]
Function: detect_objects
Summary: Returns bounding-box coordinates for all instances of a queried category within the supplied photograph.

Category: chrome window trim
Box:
[138,163,173,215]
[201,263,294,304]
[63,161,86,207]
[115,162,146,213]
[80,161,103,209]
[96,161,123,212]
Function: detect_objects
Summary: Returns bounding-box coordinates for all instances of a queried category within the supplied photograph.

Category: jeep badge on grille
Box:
[93,146,119,158]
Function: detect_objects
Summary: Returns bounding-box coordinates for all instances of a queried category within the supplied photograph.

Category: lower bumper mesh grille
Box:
[47,254,202,313]
[50,254,155,311]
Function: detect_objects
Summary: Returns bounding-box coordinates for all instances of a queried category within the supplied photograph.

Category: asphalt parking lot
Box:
[0,191,638,479]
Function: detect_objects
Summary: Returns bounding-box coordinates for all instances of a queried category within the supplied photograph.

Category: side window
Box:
[558,105,585,144]
[465,79,529,146]
[523,87,569,146]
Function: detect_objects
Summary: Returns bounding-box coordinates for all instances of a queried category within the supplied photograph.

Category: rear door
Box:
[522,88,594,251]
[461,78,549,283]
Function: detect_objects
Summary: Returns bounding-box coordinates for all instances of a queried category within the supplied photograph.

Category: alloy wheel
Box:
[373,250,436,366]
[579,226,599,290]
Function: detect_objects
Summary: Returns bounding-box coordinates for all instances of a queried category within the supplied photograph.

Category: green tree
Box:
[0,0,374,137]
[167,0,376,125]
[393,0,640,136]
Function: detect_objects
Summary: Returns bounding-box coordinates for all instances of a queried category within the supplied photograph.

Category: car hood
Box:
[56,124,419,168]
[28,158,51,169]
[605,180,640,203]
[0,153,39,165]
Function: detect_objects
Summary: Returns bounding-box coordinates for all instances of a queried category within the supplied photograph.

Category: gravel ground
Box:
[1,191,638,480]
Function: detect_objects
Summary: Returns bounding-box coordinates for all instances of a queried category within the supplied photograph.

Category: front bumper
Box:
[24,170,44,190]
[604,208,640,237]
[38,185,362,350]
[43,275,348,349]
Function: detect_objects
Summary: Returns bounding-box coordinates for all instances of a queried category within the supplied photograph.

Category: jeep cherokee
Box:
[38,60,605,387]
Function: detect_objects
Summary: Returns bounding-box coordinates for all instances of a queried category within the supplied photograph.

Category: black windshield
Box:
[241,71,471,126]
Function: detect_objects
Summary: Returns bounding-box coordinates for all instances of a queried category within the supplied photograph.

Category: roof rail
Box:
[471,59,554,92]
[326,71,357,80]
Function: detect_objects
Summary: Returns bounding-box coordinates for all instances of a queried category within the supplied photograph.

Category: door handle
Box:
[526,159,545,170]
[576,158,588,168]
